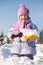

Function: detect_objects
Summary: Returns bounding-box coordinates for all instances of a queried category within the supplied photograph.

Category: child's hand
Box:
[17,32,23,37]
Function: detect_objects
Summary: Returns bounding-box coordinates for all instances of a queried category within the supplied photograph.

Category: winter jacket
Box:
[8,18,38,55]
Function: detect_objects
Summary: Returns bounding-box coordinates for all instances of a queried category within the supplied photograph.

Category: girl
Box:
[8,4,38,60]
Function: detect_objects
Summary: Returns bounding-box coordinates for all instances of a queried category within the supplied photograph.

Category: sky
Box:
[0,0,43,34]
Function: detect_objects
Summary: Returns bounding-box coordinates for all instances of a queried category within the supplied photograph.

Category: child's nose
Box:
[23,15,25,19]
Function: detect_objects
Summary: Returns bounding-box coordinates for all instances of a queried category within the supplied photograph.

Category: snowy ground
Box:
[0,43,43,65]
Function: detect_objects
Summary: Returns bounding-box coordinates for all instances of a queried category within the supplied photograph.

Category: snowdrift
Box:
[0,43,43,65]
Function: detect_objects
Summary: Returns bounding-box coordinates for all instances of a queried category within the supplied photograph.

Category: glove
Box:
[18,32,23,37]
[11,32,23,38]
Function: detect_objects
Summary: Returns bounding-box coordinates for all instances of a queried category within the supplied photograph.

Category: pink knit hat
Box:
[18,4,30,17]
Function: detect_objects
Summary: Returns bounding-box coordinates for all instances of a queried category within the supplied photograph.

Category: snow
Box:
[20,28,39,36]
[0,43,43,65]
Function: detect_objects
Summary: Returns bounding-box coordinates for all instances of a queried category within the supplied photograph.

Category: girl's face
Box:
[19,14,28,22]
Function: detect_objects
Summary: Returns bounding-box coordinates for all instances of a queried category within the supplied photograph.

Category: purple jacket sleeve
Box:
[30,23,38,31]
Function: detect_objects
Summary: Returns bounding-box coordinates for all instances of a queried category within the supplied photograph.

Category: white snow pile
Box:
[20,28,39,37]
[0,43,43,65]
